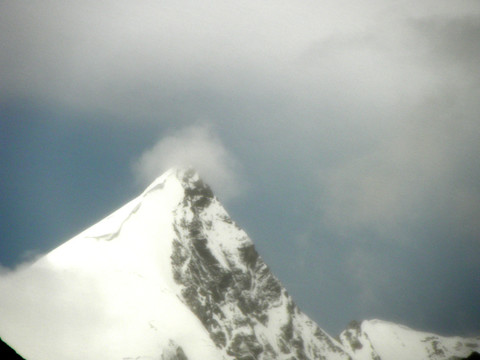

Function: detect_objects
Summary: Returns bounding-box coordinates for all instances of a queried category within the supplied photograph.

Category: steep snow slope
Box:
[0,169,222,360]
[340,319,480,360]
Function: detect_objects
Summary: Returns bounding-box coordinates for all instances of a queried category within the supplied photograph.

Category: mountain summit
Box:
[0,168,478,360]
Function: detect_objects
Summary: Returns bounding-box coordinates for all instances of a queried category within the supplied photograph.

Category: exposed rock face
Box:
[161,340,189,360]
[339,321,381,360]
[170,168,349,360]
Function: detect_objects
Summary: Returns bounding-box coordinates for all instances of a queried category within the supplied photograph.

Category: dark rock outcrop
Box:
[0,338,25,360]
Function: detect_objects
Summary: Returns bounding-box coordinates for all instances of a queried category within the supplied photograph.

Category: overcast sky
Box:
[1,0,480,338]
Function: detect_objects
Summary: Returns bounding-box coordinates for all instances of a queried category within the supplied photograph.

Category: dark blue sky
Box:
[1,1,480,337]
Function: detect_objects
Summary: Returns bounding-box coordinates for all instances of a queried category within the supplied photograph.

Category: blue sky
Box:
[1,0,480,337]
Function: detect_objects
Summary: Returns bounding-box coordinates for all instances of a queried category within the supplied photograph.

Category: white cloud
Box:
[133,125,244,201]
[3,0,473,124]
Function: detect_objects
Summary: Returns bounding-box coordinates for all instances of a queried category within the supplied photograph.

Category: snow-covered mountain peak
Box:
[143,166,200,190]
[363,318,415,332]
[36,168,349,359]
[141,167,216,215]
[1,168,479,360]
[340,319,480,360]
[1,168,346,360]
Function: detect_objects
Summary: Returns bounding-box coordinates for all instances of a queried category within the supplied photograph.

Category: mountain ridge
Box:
[0,168,478,360]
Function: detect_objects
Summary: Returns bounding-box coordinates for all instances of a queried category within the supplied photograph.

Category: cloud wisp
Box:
[133,125,244,202]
